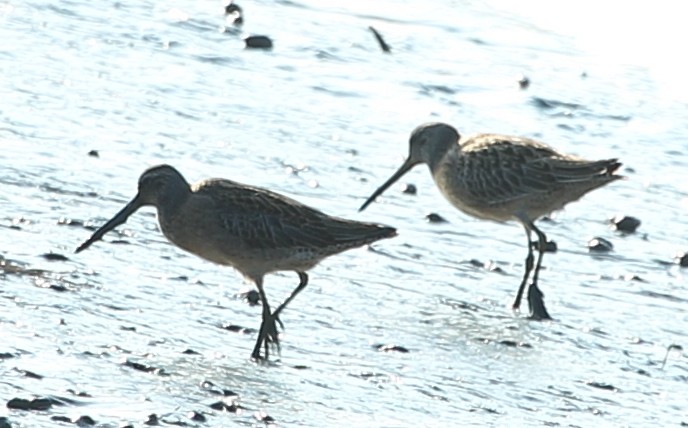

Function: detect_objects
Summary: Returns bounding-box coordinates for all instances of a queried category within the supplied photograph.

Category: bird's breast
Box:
[431,160,514,223]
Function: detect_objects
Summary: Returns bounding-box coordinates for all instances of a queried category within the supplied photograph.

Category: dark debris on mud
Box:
[475,337,534,349]
[237,288,261,306]
[3,377,272,427]
[122,359,170,376]
[220,323,257,335]
[374,344,410,353]
[531,240,558,253]
[368,26,391,53]
[585,381,619,392]
[468,259,505,274]
[588,237,614,252]
[610,215,641,233]
[1,255,84,292]
[425,212,448,223]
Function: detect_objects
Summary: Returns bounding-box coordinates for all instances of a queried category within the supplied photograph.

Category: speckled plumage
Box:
[360,122,622,319]
[77,165,396,360]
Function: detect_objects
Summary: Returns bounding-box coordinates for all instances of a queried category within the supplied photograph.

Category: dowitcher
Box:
[359,123,622,319]
[76,165,396,360]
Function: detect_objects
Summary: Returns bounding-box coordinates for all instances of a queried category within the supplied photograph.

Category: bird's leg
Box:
[527,222,552,320]
[272,272,308,330]
[251,280,280,361]
[530,222,547,286]
[513,227,534,310]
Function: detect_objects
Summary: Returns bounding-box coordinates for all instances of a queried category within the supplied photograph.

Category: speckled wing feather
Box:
[194,179,394,251]
[458,135,621,205]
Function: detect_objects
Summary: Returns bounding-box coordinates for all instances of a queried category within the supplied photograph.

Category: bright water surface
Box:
[1,0,688,426]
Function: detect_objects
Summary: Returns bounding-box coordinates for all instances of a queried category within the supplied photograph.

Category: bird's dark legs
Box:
[530,222,547,287]
[251,272,309,361]
[512,220,552,320]
[251,279,279,361]
[272,272,308,330]
[526,221,552,320]
[513,227,535,310]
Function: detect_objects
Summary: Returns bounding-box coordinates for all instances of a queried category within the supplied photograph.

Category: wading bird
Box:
[77,165,396,360]
[360,123,622,319]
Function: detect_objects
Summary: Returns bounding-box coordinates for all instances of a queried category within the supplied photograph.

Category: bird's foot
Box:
[527,283,552,321]
[251,312,282,361]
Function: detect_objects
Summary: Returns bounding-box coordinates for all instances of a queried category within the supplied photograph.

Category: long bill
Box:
[359,158,416,212]
[75,195,143,253]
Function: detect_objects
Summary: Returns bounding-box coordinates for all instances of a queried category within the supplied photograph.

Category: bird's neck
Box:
[428,146,457,172]
[157,185,192,215]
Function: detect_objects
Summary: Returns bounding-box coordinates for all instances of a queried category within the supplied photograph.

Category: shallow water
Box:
[1,0,687,426]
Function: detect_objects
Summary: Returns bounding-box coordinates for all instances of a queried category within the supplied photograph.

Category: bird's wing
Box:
[195,179,391,250]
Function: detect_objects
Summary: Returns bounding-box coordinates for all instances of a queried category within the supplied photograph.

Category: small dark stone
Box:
[209,400,244,413]
[7,398,32,410]
[51,416,72,423]
[41,252,69,261]
[425,213,447,223]
[74,415,97,426]
[87,150,99,158]
[244,35,272,49]
[374,344,409,353]
[201,380,238,397]
[67,389,92,398]
[585,381,618,392]
[222,389,238,397]
[209,401,225,411]
[240,289,260,305]
[182,348,200,355]
[531,240,557,253]
[7,397,52,411]
[18,369,43,379]
[610,215,641,233]
[588,237,613,252]
[225,2,243,25]
[401,183,417,195]
[498,340,533,348]
[120,326,136,332]
[0,416,11,428]
[57,217,85,227]
[49,284,69,292]
[674,252,688,267]
[221,323,255,334]
[32,398,56,409]
[188,411,206,422]
[518,75,530,89]
[0,352,17,360]
[254,411,275,423]
[122,360,165,375]
[225,403,245,413]
[144,414,160,426]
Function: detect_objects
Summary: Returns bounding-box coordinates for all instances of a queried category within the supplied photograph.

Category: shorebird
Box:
[359,123,622,319]
[76,165,396,360]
